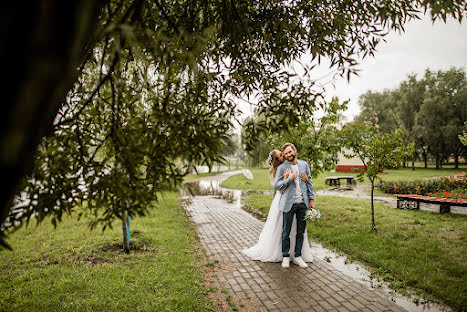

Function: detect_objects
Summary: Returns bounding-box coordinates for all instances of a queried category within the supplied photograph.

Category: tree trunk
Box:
[435,155,440,169]
[0,1,102,246]
[122,208,130,253]
[412,157,415,171]
[454,151,459,169]
[370,180,376,232]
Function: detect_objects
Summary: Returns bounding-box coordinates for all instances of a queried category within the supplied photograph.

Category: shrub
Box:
[378,173,467,199]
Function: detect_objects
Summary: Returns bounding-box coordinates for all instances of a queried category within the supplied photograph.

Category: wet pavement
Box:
[316,184,397,207]
[182,171,411,312]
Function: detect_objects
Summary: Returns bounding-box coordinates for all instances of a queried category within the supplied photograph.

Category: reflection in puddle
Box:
[183,172,450,312]
[183,179,242,206]
[310,243,450,312]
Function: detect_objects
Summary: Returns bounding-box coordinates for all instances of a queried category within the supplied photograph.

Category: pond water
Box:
[189,165,241,174]
[183,171,451,312]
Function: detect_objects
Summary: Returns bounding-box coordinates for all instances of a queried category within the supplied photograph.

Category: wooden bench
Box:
[395,194,467,215]
[324,176,356,187]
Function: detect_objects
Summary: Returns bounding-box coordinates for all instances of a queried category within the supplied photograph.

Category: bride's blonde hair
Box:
[268,149,283,184]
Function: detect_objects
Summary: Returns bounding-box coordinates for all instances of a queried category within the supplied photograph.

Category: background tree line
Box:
[354,67,467,169]
[242,97,348,177]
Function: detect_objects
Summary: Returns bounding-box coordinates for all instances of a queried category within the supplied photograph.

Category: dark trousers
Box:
[282,202,307,257]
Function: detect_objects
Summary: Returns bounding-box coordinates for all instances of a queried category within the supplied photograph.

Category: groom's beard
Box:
[288,154,296,161]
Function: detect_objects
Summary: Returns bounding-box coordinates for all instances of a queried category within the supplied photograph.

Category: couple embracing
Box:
[243,143,315,268]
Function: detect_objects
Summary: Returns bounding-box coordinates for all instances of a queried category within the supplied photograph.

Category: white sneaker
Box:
[292,256,308,268]
[281,257,290,268]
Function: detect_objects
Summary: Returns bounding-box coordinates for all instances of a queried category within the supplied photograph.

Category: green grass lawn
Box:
[221,166,467,192]
[183,171,227,182]
[0,192,213,312]
[220,168,359,191]
[220,168,273,191]
[381,166,466,182]
[244,193,467,310]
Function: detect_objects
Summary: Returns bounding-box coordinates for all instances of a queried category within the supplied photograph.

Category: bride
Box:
[243,149,314,263]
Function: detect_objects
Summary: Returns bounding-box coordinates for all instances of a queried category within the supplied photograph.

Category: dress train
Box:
[243,191,313,262]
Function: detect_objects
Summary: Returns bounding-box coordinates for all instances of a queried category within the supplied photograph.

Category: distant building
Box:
[336,148,365,172]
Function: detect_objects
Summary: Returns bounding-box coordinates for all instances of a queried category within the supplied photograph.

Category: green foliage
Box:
[354,68,467,169]
[354,90,399,133]
[339,122,415,230]
[0,192,214,311]
[379,173,467,198]
[415,68,467,168]
[264,97,348,177]
[221,134,239,158]
[3,0,467,245]
[380,166,467,181]
[459,122,467,146]
[7,53,233,235]
[241,98,347,175]
[340,123,415,182]
[241,115,271,167]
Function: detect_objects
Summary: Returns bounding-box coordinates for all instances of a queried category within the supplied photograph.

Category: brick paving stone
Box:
[341,300,359,312]
[310,305,327,312]
[183,174,409,312]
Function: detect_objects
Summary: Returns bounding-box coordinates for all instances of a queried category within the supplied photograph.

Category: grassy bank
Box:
[381,167,466,182]
[183,171,227,182]
[220,168,273,190]
[220,168,359,191]
[0,192,213,312]
[221,167,467,192]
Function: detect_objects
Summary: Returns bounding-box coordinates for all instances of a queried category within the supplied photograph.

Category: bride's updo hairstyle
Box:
[268,149,282,184]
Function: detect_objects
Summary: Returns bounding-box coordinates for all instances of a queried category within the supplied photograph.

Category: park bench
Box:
[394,194,467,215]
[324,176,356,187]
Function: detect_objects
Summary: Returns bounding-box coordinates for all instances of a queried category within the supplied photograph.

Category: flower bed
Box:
[379,173,467,199]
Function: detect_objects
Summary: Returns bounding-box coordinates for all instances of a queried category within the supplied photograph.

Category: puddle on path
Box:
[183,172,451,312]
[183,174,242,206]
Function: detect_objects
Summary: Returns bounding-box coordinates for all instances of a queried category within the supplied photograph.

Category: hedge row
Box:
[378,173,466,199]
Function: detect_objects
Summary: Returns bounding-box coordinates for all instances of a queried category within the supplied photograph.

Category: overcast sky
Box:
[322,15,467,121]
[237,15,467,126]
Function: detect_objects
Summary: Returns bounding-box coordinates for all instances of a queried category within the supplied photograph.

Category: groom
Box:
[274,143,315,268]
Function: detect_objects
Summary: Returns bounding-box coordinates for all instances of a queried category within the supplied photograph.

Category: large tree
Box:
[460,122,467,146]
[340,123,414,231]
[415,68,467,168]
[397,74,427,169]
[260,97,348,177]
[354,68,467,169]
[354,90,399,134]
[2,1,466,248]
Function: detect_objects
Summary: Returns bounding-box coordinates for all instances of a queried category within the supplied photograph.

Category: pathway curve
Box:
[182,172,407,312]
[316,184,397,207]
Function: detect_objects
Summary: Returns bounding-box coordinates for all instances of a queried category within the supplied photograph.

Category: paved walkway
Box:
[183,174,407,312]
[316,186,397,207]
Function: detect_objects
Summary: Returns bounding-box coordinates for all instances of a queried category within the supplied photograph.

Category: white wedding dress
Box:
[243,190,314,262]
